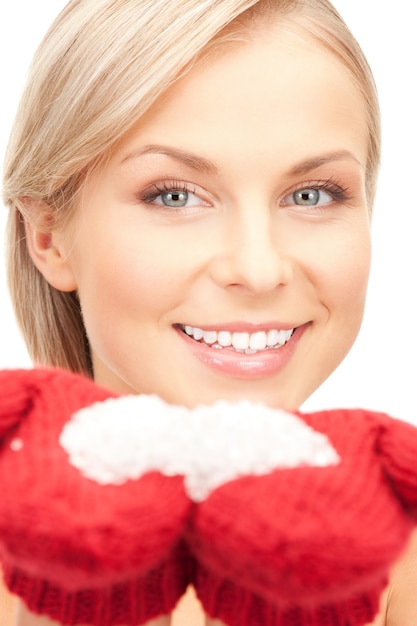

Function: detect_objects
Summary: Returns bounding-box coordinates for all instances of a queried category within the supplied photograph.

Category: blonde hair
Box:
[3,0,380,376]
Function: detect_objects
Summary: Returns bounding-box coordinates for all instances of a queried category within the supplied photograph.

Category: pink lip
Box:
[175,324,308,379]
[181,321,296,333]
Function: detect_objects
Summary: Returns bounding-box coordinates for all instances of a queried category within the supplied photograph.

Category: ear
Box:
[25,214,78,293]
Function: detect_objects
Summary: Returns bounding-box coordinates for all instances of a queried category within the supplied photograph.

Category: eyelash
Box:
[139,177,352,210]
[141,180,199,204]
[282,179,352,207]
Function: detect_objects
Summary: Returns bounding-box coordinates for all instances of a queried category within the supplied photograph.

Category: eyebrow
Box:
[288,150,363,176]
[121,145,362,176]
[121,145,218,175]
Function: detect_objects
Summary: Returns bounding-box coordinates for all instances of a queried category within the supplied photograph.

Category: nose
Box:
[209,208,292,295]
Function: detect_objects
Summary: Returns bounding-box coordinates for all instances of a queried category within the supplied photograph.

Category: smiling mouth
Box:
[178,324,294,355]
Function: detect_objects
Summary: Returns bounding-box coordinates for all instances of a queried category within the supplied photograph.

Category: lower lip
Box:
[176,325,308,379]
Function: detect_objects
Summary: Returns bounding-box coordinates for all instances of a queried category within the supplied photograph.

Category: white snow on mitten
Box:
[60,395,340,501]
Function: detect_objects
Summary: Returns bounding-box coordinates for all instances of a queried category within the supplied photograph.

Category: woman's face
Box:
[56,25,371,410]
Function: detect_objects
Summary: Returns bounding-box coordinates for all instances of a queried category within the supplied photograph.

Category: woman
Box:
[2,0,410,624]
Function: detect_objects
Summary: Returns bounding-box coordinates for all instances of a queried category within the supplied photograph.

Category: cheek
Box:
[315,226,371,324]
[73,226,192,329]
[296,225,371,394]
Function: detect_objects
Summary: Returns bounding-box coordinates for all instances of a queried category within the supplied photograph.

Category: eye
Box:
[281,179,352,209]
[284,187,333,207]
[141,181,208,210]
[155,189,201,208]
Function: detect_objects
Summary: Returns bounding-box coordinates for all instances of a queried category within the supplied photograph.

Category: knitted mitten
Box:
[0,368,192,626]
[188,408,417,626]
[3,369,417,626]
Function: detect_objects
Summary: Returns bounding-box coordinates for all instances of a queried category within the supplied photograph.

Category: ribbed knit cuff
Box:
[192,563,384,626]
[2,542,191,626]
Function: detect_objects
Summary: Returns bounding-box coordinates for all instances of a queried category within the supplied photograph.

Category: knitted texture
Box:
[193,564,382,626]
[0,368,192,625]
[188,409,417,626]
[2,546,189,626]
[1,368,417,626]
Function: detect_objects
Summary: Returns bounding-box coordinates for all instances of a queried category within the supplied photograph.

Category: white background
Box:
[0,2,415,422]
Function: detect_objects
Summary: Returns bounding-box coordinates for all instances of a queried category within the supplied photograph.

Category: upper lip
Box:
[176,322,298,333]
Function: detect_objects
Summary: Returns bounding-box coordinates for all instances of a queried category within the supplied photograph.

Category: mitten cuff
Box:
[192,563,383,626]
[2,542,191,626]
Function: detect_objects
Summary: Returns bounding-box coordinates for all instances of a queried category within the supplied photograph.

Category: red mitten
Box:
[187,406,417,626]
[376,412,417,512]
[0,368,192,626]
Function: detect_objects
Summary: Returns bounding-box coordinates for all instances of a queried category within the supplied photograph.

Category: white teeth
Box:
[279,329,294,343]
[193,327,204,341]
[182,325,294,352]
[232,332,250,350]
[218,331,232,347]
[266,329,280,347]
[202,330,217,345]
[249,331,267,351]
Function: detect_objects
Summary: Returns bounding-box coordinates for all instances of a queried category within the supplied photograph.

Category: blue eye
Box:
[291,188,333,206]
[282,181,351,208]
[144,184,204,209]
[160,190,189,208]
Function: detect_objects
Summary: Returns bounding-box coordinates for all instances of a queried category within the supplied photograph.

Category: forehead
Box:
[117,22,368,170]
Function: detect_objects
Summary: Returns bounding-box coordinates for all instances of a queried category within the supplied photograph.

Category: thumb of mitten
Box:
[376,412,417,514]
[0,368,43,438]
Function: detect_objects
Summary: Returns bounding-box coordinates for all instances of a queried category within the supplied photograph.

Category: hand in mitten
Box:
[55,393,417,626]
[0,368,192,626]
[4,368,417,626]
[186,406,417,626]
